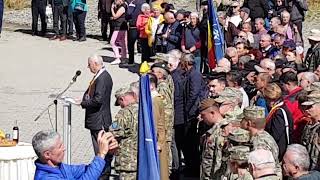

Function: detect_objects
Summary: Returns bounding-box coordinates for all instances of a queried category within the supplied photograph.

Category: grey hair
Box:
[248,149,275,170]
[190,12,199,18]
[168,49,182,60]
[217,11,227,18]
[286,144,310,171]
[226,47,237,56]
[261,58,275,71]
[271,16,281,25]
[281,10,291,18]
[302,72,319,83]
[141,3,150,12]
[32,130,60,158]
[88,54,103,65]
[261,34,271,41]
[129,81,140,97]
[255,18,265,25]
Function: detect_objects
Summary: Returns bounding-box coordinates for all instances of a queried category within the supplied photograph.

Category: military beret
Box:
[199,98,216,112]
[243,106,265,120]
[151,62,170,74]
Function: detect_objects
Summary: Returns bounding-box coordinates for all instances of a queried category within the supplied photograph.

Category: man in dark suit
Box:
[161,11,183,53]
[80,54,113,178]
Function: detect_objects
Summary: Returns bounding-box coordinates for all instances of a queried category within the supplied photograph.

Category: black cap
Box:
[201,0,208,5]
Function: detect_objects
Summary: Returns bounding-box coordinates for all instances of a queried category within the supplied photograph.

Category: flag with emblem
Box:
[207,0,225,69]
[137,74,160,180]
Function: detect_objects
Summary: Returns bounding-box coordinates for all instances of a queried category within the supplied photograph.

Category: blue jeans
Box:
[0,0,3,34]
[194,56,201,73]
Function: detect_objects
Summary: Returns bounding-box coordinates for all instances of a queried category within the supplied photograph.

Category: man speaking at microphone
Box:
[77,54,113,179]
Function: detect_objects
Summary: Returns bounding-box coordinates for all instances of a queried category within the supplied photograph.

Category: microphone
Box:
[72,70,81,82]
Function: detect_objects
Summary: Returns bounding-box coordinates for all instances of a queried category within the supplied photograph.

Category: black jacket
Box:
[244,0,270,19]
[161,21,183,52]
[125,0,144,27]
[184,67,205,121]
[172,68,186,125]
[81,70,113,130]
[265,104,293,161]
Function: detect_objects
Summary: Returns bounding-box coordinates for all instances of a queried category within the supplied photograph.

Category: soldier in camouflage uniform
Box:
[110,86,139,180]
[151,62,175,170]
[301,90,320,170]
[214,87,244,124]
[228,146,253,180]
[199,98,236,180]
[241,106,282,179]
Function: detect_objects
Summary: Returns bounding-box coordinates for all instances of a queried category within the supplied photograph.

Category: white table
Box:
[0,142,37,180]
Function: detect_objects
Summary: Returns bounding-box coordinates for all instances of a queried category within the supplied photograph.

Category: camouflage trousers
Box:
[118,172,137,180]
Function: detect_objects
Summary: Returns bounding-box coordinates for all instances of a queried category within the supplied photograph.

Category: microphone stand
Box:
[34,80,77,132]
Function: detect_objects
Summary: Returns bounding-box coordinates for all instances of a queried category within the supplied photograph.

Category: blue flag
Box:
[137,75,160,180]
[208,0,225,62]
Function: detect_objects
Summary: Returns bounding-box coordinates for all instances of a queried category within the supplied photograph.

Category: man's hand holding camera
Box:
[97,130,119,159]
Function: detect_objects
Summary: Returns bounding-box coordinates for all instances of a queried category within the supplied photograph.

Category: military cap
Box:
[151,62,170,73]
[214,87,243,103]
[243,106,265,119]
[229,146,250,161]
[114,86,131,106]
[228,128,250,143]
[150,53,170,62]
[199,98,216,112]
[302,90,320,106]
[305,82,320,92]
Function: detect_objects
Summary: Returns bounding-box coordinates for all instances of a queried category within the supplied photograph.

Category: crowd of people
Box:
[29,0,320,179]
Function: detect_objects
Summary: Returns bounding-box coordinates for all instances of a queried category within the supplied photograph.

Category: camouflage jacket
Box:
[157,80,174,141]
[113,103,139,172]
[302,122,320,170]
[251,131,282,178]
[229,170,253,180]
[201,121,229,180]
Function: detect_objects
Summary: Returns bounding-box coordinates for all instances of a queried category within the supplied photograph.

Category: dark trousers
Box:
[90,130,112,178]
[140,38,151,62]
[53,4,67,35]
[73,10,86,38]
[60,8,73,35]
[0,0,3,34]
[175,120,200,177]
[67,8,73,35]
[128,27,138,64]
[101,12,113,40]
[31,0,47,34]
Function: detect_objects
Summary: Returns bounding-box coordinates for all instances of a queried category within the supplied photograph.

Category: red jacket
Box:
[283,86,305,143]
[136,13,150,39]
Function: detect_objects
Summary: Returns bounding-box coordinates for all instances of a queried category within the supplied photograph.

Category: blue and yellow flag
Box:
[208,0,225,69]
[137,75,160,180]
